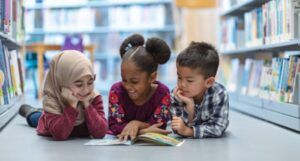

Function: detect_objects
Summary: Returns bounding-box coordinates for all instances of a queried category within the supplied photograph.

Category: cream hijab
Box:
[43,50,94,125]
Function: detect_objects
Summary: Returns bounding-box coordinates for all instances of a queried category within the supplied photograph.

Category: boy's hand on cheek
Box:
[176,90,194,107]
[61,87,78,108]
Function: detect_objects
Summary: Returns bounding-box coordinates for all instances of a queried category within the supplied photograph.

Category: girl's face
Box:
[176,65,214,101]
[69,75,94,101]
[121,60,155,104]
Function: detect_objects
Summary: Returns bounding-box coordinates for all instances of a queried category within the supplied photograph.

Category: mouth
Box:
[77,94,89,100]
[127,91,137,97]
[181,91,189,96]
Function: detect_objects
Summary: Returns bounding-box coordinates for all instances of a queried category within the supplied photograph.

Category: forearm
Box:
[45,106,78,140]
[85,106,108,138]
[130,120,151,130]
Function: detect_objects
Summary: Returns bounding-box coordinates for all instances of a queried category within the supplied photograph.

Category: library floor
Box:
[1,93,300,161]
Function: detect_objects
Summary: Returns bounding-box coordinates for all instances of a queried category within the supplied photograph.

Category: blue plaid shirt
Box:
[171,82,229,138]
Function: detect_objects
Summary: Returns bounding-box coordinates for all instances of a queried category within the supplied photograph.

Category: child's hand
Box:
[140,122,171,135]
[61,87,78,108]
[171,116,193,137]
[174,87,194,107]
[82,90,100,108]
[118,120,140,141]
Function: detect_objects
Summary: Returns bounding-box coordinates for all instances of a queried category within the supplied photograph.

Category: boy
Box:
[171,42,229,138]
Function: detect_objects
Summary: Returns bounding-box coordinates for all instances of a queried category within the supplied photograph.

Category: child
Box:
[20,50,108,140]
[108,34,172,141]
[171,42,229,138]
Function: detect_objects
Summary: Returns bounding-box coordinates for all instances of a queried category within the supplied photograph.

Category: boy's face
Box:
[176,65,215,100]
[121,60,156,104]
[69,75,94,101]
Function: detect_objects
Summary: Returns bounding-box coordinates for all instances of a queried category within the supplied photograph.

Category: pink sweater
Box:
[37,95,108,140]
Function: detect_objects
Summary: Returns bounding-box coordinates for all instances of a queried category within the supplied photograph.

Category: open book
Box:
[85,133,185,146]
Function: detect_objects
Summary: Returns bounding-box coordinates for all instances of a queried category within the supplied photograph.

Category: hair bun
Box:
[119,34,145,57]
[145,38,171,64]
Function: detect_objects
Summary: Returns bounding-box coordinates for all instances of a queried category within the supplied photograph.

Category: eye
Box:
[177,76,181,80]
[131,81,138,84]
[88,80,94,85]
[187,80,194,83]
[75,84,83,87]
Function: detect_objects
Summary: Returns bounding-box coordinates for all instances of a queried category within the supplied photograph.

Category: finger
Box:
[153,122,164,127]
[129,129,137,140]
[117,134,124,141]
[154,127,172,134]
[123,135,128,141]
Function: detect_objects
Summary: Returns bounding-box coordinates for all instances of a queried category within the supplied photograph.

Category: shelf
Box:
[221,39,300,55]
[0,95,24,130]
[220,0,271,17]
[230,99,300,131]
[0,33,21,51]
[262,99,300,118]
[239,94,263,108]
[26,26,175,35]
[25,0,172,10]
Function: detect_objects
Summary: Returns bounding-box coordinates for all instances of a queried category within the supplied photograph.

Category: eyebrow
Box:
[177,73,194,79]
[74,80,83,83]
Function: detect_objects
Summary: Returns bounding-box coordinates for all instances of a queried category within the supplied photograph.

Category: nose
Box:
[179,80,186,89]
[82,86,90,95]
[123,82,132,91]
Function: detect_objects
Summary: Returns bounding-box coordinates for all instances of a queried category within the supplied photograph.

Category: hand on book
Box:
[118,120,140,141]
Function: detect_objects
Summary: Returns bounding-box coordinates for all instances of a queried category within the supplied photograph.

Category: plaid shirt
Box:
[171,82,229,138]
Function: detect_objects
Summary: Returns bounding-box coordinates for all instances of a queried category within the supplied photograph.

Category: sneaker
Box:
[19,104,41,118]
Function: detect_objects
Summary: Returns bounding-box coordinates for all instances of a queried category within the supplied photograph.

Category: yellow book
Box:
[85,133,185,147]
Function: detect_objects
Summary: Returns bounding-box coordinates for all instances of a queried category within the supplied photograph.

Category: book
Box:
[84,133,185,147]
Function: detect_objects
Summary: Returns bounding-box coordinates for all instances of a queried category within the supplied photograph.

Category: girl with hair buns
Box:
[32,50,108,140]
[108,34,172,141]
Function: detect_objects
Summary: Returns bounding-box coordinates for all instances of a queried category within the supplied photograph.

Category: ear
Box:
[149,72,157,83]
[205,77,215,88]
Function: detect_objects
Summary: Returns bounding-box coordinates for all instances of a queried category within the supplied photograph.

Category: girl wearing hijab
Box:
[20,50,107,140]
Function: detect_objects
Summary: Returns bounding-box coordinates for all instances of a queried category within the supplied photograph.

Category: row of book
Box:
[219,0,300,51]
[0,40,24,106]
[0,0,25,41]
[25,4,168,33]
[218,52,300,104]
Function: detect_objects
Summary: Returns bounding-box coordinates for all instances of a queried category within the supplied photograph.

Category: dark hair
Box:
[177,42,219,78]
[119,34,171,74]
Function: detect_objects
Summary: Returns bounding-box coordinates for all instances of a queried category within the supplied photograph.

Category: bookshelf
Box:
[218,0,300,131]
[24,0,175,92]
[0,0,25,130]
